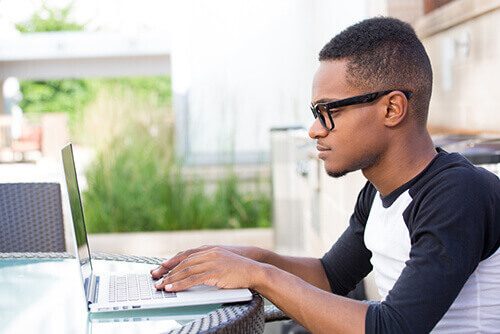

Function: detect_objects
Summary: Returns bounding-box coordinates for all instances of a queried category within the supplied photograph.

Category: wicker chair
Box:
[0,182,66,252]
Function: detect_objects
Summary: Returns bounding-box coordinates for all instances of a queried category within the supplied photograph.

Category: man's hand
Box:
[150,245,264,279]
[150,245,367,333]
[153,247,264,292]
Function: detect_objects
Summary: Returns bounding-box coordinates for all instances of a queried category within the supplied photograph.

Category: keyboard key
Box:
[107,273,178,303]
[153,291,164,299]
[116,295,127,302]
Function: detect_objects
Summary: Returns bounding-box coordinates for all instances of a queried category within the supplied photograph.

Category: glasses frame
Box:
[310,90,413,131]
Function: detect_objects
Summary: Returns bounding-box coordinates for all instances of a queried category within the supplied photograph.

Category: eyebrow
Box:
[311,97,340,105]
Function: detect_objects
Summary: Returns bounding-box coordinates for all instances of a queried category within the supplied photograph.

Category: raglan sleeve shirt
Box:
[320,156,500,334]
[320,181,376,296]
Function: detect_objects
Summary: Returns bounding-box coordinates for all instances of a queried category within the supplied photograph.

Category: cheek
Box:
[337,112,383,157]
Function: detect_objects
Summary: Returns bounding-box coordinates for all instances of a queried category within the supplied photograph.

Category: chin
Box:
[326,169,349,178]
[323,161,350,178]
[323,153,378,178]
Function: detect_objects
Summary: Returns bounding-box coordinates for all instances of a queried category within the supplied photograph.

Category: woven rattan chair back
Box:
[0,183,65,252]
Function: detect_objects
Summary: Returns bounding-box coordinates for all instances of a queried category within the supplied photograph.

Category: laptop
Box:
[61,143,252,313]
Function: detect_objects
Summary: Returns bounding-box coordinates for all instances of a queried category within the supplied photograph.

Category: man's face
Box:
[309,60,387,177]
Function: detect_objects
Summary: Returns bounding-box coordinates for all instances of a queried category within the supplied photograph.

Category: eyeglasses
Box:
[310,90,413,131]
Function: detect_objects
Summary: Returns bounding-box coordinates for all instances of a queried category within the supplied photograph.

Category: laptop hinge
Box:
[85,274,100,305]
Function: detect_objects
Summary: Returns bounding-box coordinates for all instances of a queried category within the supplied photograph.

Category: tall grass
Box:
[80,77,271,233]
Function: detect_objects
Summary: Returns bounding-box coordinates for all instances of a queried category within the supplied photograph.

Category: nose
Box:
[308,118,329,139]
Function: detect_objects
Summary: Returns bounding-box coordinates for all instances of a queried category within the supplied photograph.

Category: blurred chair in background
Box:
[0,183,66,252]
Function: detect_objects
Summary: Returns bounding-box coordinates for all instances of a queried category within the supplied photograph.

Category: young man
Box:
[152,17,500,333]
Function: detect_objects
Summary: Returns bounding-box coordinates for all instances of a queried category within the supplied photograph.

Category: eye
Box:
[328,108,341,116]
[317,105,329,113]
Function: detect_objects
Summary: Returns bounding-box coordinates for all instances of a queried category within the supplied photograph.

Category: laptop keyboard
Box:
[108,274,177,303]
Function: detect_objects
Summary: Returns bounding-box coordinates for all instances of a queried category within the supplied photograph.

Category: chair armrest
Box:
[264,304,290,322]
[0,252,73,259]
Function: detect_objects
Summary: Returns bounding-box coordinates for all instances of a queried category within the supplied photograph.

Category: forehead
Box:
[312,60,356,103]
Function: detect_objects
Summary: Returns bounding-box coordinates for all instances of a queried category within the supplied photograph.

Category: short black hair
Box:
[319,17,433,126]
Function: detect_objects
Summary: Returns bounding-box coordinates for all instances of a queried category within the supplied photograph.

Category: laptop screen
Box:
[62,143,93,281]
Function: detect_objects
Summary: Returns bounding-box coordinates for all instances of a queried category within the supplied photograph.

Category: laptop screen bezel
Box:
[62,143,94,285]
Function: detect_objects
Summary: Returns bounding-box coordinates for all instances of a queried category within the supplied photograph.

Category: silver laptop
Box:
[62,143,252,313]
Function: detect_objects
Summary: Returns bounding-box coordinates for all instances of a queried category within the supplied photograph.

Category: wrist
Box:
[250,262,275,293]
[252,247,271,263]
[244,246,266,262]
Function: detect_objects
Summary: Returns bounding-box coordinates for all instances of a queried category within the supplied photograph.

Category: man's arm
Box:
[151,244,331,291]
[156,247,369,334]
[258,249,332,291]
[255,263,368,334]
[155,181,376,334]
[153,180,375,293]
[255,187,375,294]
[364,167,500,333]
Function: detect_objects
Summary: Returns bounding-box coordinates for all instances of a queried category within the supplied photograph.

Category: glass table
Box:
[0,253,265,334]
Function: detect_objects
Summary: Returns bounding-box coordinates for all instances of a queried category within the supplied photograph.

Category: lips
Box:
[316,144,331,152]
[316,142,331,160]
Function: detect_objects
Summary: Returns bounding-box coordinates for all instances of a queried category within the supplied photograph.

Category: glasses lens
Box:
[318,105,333,130]
[311,105,334,130]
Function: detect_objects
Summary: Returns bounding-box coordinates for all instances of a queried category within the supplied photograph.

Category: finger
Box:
[150,249,197,278]
[155,263,209,289]
[150,266,170,279]
[150,252,180,277]
[150,258,180,278]
[163,272,214,292]
[150,246,217,278]
[166,249,218,278]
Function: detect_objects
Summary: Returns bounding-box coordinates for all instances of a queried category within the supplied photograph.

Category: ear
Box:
[383,91,409,128]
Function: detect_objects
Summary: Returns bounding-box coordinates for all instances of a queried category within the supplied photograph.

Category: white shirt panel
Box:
[364,189,500,333]
[432,247,500,333]
[364,190,412,300]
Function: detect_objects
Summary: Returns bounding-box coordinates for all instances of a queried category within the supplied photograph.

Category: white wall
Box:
[170,0,368,164]
[415,1,500,133]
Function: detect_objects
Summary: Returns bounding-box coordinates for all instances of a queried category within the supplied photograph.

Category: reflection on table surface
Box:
[0,258,221,334]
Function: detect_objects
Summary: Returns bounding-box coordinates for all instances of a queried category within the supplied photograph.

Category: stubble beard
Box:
[327,170,349,178]
[325,153,379,179]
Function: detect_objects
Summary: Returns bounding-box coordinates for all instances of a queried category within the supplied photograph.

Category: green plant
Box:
[16,3,83,33]
[19,79,94,129]
[92,77,172,108]
[83,137,271,233]
[16,4,93,133]
[80,78,270,233]
[83,136,171,232]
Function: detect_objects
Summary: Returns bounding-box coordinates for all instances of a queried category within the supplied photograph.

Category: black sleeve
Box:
[320,182,375,295]
[366,167,500,334]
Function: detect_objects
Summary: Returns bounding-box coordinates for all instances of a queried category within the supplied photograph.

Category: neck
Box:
[362,129,437,197]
